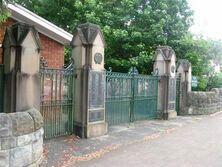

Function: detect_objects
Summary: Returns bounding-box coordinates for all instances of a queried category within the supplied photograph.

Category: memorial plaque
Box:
[88,70,105,109]
[94,53,103,64]
[168,78,176,110]
[89,109,104,122]
[168,103,175,110]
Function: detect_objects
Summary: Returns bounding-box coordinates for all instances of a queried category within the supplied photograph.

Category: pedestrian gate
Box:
[40,61,75,139]
[105,67,159,126]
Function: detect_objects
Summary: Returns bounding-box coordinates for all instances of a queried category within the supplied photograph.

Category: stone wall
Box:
[0,108,43,167]
[186,88,222,115]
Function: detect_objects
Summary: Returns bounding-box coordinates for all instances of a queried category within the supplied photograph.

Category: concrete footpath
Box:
[42,113,221,167]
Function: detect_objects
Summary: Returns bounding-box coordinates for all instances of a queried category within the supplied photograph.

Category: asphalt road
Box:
[74,113,222,167]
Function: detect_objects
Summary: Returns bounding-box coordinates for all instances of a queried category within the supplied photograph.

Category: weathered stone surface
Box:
[0,150,9,167]
[153,46,177,119]
[0,114,12,137]
[32,128,43,142]
[87,122,108,138]
[1,137,17,150]
[10,112,34,136]
[168,111,177,119]
[0,128,11,138]
[27,155,43,167]
[32,138,43,162]
[2,23,43,166]
[27,108,43,130]
[17,133,33,147]
[185,88,222,115]
[9,144,32,167]
[0,109,43,166]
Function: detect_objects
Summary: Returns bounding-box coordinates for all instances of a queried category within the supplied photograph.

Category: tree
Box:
[207,40,222,64]
[0,0,10,23]
[14,0,193,74]
[207,72,222,90]
[12,0,222,90]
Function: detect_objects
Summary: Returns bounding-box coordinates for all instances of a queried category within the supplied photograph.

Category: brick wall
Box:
[39,33,64,68]
[0,18,16,64]
[0,18,64,68]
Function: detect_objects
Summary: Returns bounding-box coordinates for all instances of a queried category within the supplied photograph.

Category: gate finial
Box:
[40,56,48,69]
[128,67,138,75]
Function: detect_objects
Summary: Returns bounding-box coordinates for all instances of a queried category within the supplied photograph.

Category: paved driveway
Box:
[74,112,222,167]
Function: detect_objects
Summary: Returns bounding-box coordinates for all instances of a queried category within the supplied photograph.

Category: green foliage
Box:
[14,0,193,74]
[0,0,10,23]
[175,34,210,73]
[207,73,222,90]
[13,0,222,91]
[174,33,222,90]
[64,47,72,68]
[207,40,222,64]
[192,77,207,91]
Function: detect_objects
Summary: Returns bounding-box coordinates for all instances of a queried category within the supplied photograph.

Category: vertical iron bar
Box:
[130,71,134,122]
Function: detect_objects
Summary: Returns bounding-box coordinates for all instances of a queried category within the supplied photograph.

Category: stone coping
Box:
[0,108,43,138]
[0,108,44,167]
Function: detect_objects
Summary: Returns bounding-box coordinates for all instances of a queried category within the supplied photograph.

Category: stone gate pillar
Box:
[153,46,177,119]
[3,23,41,113]
[176,59,192,115]
[71,23,107,138]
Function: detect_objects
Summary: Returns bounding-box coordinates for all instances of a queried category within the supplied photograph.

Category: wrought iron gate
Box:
[105,67,159,126]
[105,70,132,125]
[133,72,159,121]
[40,61,74,139]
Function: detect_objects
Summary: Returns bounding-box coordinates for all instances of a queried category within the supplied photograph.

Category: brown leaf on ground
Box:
[43,147,49,158]
[57,144,120,167]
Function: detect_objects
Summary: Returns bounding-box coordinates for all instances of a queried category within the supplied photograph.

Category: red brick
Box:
[0,18,65,68]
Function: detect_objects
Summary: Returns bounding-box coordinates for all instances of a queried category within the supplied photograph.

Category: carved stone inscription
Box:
[88,70,105,109]
[168,78,176,110]
[89,109,104,122]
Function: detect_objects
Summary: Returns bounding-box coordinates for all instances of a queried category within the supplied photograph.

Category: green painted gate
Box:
[40,61,75,139]
[133,73,159,121]
[105,70,132,125]
[105,67,159,126]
